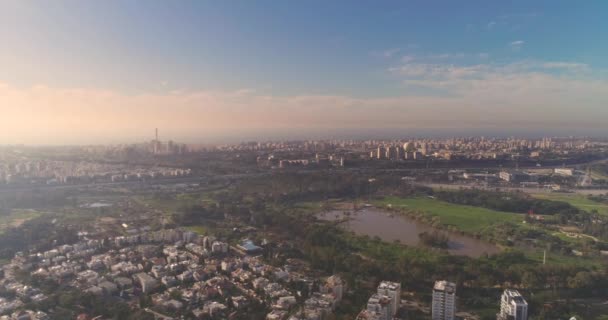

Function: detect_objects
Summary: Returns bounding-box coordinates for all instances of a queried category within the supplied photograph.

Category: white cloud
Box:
[510,40,525,46]
[372,48,401,58]
[0,57,606,144]
[430,53,466,59]
[388,59,608,124]
[542,62,589,72]
[401,55,415,63]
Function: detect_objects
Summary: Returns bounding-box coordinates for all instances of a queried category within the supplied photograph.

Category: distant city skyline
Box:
[1,1,608,145]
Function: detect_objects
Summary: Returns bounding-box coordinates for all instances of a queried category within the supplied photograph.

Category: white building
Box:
[321,275,344,302]
[432,280,456,320]
[366,294,392,320]
[498,289,528,320]
[554,168,574,176]
[211,241,229,254]
[376,281,401,317]
[135,272,159,293]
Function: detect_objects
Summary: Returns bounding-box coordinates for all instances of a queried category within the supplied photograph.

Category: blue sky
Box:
[0,1,607,144]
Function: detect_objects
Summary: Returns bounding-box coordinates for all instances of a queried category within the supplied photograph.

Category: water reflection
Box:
[318,208,499,258]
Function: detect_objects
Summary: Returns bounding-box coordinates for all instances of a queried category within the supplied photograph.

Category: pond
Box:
[318,208,500,258]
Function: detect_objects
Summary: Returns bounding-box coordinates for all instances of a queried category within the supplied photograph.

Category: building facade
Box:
[498,289,528,320]
[432,280,456,320]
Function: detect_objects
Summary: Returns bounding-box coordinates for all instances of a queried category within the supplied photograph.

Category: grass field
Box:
[185,225,211,235]
[525,248,601,268]
[376,196,523,233]
[590,164,608,180]
[531,193,608,216]
[0,209,42,233]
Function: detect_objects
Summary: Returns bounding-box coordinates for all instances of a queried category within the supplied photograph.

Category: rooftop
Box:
[433,280,456,293]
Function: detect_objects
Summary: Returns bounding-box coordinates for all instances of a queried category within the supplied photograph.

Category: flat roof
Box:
[434,280,456,293]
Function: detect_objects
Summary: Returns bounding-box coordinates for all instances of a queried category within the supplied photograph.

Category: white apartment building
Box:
[432,280,456,320]
[498,289,528,320]
[377,281,401,316]
[366,294,391,320]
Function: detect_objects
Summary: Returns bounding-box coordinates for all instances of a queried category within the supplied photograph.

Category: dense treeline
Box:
[0,216,78,259]
[297,222,608,319]
[0,189,72,211]
[434,189,582,217]
[588,193,608,204]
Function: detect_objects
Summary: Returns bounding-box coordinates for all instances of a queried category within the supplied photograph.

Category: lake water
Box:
[318,208,500,258]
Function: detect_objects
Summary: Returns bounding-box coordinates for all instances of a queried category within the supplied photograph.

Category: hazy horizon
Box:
[1,1,607,145]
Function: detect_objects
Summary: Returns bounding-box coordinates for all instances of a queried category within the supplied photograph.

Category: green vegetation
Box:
[0,209,42,234]
[376,196,522,233]
[532,193,608,216]
[0,215,78,259]
[185,225,211,235]
[524,249,601,268]
[433,189,582,217]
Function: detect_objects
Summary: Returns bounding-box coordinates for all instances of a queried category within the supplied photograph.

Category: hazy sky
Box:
[1,1,607,144]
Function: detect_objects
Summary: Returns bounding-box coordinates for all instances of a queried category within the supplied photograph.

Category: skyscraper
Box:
[432,280,456,320]
[498,289,528,320]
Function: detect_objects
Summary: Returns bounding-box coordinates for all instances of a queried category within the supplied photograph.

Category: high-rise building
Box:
[498,289,528,320]
[321,275,344,302]
[403,142,416,152]
[432,280,456,320]
[366,294,391,320]
[377,281,401,316]
[377,146,386,160]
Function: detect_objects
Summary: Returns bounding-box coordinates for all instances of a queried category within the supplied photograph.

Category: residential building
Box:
[432,280,456,320]
[366,294,391,320]
[498,289,528,320]
[134,273,159,293]
[377,281,401,316]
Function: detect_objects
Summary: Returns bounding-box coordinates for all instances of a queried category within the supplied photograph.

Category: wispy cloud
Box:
[430,53,467,60]
[372,48,401,58]
[387,58,608,127]
[2,61,606,145]
[509,40,525,51]
[483,12,540,32]
[542,62,589,72]
[401,55,415,63]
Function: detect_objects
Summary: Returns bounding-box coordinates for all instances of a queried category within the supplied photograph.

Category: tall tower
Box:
[153,128,160,154]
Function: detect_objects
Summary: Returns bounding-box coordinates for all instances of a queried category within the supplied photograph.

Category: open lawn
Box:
[524,249,601,268]
[0,209,42,233]
[185,225,211,235]
[376,196,523,233]
[531,193,608,216]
